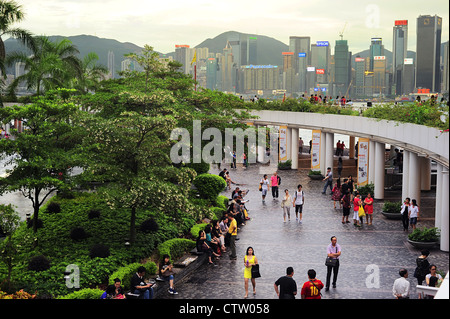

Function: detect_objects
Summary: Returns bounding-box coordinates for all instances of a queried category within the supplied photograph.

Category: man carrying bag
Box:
[325,236,341,291]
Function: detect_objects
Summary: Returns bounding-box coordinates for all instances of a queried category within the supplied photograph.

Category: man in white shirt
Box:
[393,268,410,299]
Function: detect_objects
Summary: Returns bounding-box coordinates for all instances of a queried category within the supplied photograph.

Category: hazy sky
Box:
[14,0,449,54]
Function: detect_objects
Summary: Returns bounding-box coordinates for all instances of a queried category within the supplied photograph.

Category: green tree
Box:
[71,51,108,94]
[80,110,195,243]
[5,36,82,96]
[0,0,35,105]
[0,89,82,236]
[0,203,20,291]
[123,44,162,93]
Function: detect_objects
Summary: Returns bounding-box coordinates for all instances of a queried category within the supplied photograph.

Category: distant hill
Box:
[4,33,447,77]
[193,31,289,66]
[4,35,144,78]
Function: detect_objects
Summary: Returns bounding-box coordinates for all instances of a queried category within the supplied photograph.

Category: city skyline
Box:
[14,0,449,55]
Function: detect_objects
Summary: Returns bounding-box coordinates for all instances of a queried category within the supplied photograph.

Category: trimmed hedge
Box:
[157,238,196,263]
[57,288,104,300]
[193,174,226,201]
[107,261,157,290]
[190,223,207,239]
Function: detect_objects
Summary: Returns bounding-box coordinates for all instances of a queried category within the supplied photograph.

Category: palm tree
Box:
[0,0,35,73]
[5,36,82,96]
[72,52,108,94]
[1,0,35,104]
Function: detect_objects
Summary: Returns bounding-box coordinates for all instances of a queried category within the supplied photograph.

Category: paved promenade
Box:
[168,162,448,300]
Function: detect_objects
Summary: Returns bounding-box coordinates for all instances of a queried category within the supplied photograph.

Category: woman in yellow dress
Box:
[244,246,258,298]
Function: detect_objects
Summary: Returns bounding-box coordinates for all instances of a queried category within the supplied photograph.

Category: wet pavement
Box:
[165,160,449,300]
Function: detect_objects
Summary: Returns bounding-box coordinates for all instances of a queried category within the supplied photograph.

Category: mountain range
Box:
[4,31,446,78]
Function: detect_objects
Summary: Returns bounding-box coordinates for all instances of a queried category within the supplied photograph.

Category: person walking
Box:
[352,192,362,227]
[281,189,292,222]
[270,172,279,199]
[363,193,374,225]
[392,268,410,299]
[274,267,297,299]
[301,269,324,299]
[322,167,333,195]
[243,247,258,298]
[293,184,305,224]
[325,236,341,291]
[408,199,419,230]
[400,197,410,231]
[331,179,342,209]
[260,174,270,203]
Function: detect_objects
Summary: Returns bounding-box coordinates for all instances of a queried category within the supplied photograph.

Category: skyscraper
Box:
[334,39,352,96]
[107,50,115,79]
[289,36,310,93]
[220,41,234,92]
[369,38,384,71]
[416,14,442,93]
[247,36,258,65]
[175,45,194,75]
[310,41,331,84]
[392,20,408,95]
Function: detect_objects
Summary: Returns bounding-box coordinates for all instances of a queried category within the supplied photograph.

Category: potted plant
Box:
[278,160,292,170]
[307,169,323,180]
[407,227,440,249]
[356,183,374,197]
[381,201,402,220]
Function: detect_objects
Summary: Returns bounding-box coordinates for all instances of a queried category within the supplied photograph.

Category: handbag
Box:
[325,246,338,267]
[251,264,261,278]
[358,205,365,217]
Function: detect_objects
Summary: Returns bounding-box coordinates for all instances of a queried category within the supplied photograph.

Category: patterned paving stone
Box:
[162,163,448,300]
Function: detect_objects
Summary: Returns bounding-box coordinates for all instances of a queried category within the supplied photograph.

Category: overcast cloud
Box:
[14,0,450,54]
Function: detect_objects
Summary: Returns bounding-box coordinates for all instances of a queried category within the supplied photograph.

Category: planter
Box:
[308,174,323,180]
[406,238,439,250]
[381,211,402,220]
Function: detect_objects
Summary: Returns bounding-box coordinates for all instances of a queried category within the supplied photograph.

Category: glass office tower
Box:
[415,15,442,93]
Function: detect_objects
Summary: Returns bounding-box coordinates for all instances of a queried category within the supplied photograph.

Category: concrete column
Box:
[369,140,376,184]
[374,142,385,199]
[401,150,410,201]
[440,170,449,252]
[291,127,299,169]
[326,132,334,173]
[257,125,265,163]
[349,136,355,159]
[420,157,431,191]
[320,131,327,175]
[286,126,292,162]
[408,152,421,206]
[435,163,443,230]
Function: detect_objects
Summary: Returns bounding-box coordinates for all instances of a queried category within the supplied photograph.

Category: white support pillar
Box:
[402,150,410,202]
[326,132,334,173]
[374,142,385,199]
[320,131,327,175]
[369,140,376,184]
[440,170,449,252]
[286,126,292,163]
[420,157,431,191]
[408,152,421,206]
[257,125,265,163]
[291,127,299,169]
[435,164,443,230]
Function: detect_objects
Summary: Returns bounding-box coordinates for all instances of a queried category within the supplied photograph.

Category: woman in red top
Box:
[353,193,362,227]
[364,193,374,225]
